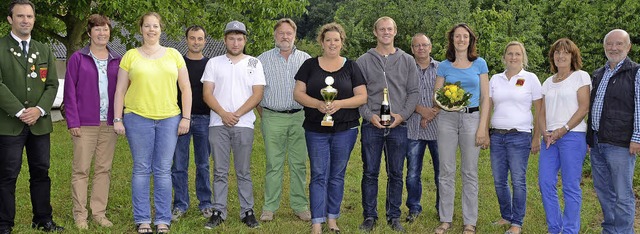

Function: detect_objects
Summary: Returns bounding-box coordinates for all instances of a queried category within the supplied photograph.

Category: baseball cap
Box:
[224,20,247,35]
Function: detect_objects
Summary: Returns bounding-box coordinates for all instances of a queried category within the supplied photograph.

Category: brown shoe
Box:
[296,210,311,221]
[260,211,274,221]
[75,220,88,230]
[93,216,113,227]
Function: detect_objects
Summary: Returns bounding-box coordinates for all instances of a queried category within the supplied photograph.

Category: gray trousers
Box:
[209,126,255,220]
[436,111,480,226]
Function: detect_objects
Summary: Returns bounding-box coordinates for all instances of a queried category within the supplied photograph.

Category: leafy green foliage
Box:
[0,0,308,59]
[332,0,640,79]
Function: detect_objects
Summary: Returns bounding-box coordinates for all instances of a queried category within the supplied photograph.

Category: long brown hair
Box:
[445,23,478,62]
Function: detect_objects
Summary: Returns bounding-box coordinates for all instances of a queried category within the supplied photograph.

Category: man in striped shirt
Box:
[405,33,440,223]
[256,18,311,222]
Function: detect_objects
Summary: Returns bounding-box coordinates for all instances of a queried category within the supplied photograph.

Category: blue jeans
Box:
[405,139,439,214]
[306,128,358,224]
[361,121,407,220]
[171,114,212,211]
[124,113,180,225]
[490,132,531,227]
[590,134,636,234]
[538,131,586,234]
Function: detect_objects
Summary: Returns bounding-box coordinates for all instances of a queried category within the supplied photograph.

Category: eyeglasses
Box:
[412,43,431,48]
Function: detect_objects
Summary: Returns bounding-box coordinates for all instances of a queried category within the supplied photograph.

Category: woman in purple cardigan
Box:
[63,14,121,230]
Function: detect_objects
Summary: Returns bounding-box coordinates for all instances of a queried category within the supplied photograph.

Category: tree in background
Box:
[0,0,308,59]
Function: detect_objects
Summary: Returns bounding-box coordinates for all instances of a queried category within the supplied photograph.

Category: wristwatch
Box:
[114,118,123,123]
[563,124,570,132]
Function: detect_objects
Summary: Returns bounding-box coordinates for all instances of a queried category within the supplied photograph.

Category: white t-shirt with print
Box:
[201,55,266,129]
[490,69,542,132]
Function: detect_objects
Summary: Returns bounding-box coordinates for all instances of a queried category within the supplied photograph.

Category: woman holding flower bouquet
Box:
[488,41,542,234]
[433,23,490,234]
[537,38,590,234]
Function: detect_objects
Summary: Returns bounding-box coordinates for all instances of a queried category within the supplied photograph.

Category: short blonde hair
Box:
[502,41,529,69]
[373,16,397,31]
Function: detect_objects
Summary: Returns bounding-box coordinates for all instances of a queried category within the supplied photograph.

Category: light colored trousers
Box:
[71,122,117,221]
[437,111,480,226]
[210,126,255,220]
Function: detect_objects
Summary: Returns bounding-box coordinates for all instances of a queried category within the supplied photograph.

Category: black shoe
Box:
[387,218,406,232]
[0,227,11,234]
[241,209,259,228]
[359,217,376,232]
[31,221,64,232]
[405,212,420,223]
[204,210,224,229]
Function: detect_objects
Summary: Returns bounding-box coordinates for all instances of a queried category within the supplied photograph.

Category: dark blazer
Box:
[0,34,58,136]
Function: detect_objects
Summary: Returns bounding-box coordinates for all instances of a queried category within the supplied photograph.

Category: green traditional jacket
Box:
[0,34,58,136]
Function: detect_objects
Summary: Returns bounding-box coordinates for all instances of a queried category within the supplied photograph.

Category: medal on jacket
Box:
[30,65,37,78]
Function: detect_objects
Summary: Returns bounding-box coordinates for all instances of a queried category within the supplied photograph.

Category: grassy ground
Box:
[10,118,640,233]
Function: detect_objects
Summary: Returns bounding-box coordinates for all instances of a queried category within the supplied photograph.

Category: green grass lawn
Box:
[10,118,639,233]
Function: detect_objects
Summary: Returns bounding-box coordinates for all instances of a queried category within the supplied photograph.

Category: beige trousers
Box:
[70,122,117,221]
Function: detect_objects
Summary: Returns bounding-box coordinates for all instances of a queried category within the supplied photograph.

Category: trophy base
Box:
[321,120,334,127]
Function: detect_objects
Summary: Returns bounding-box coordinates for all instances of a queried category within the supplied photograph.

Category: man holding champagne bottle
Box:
[356,16,419,232]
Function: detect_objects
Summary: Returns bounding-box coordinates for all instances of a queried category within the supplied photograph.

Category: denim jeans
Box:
[306,128,358,224]
[171,114,212,212]
[490,131,531,227]
[361,121,407,220]
[539,131,586,234]
[405,139,439,214]
[124,113,180,225]
[590,133,636,234]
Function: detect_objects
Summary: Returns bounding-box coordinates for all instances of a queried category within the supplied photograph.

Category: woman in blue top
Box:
[433,23,490,234]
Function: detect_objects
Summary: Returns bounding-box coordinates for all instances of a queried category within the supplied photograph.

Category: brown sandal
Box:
[463,225,476,234]
[434,222,451,234]
[136,223,153,234]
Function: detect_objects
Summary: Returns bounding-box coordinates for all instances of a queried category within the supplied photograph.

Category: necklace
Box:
[141,46,162,57]
[554,71,572,82]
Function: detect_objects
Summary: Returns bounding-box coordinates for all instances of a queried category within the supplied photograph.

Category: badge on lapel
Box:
[30,65,37,78]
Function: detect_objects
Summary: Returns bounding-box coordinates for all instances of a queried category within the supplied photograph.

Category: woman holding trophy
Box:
[293,22,367,234]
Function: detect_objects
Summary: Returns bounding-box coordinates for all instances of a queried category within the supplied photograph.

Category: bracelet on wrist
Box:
[182,116,191,121]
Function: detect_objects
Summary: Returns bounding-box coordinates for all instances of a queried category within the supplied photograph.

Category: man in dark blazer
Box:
[0,0,63,233]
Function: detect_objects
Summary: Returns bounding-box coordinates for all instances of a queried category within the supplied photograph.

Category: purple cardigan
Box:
[64,46,121,128]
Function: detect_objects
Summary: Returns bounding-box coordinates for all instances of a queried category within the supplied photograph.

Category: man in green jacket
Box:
[0,0,63,233]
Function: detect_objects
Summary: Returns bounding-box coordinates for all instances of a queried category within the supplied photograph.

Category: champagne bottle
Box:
[380,88,391,126]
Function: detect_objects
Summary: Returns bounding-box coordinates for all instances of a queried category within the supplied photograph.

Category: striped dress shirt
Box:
[407,58,439,141]
[257,47,311,111]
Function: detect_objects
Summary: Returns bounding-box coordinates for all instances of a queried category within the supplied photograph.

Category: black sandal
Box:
[136,223,153,234]
[156,224,170,234]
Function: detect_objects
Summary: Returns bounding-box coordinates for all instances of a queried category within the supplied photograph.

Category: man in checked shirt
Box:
[586,29,640,234]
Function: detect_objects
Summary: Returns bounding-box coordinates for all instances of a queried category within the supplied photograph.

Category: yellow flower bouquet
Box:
[434,81,472,111]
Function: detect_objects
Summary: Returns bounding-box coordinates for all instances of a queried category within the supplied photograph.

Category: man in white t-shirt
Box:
[201,20,265,230]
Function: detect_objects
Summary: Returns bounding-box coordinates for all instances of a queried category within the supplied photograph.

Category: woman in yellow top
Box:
[113,12,192,234]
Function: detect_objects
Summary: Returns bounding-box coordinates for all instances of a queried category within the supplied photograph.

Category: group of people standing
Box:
[0,1,637,234]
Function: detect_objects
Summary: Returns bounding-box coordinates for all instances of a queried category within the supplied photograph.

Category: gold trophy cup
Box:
[321,76,338,127]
